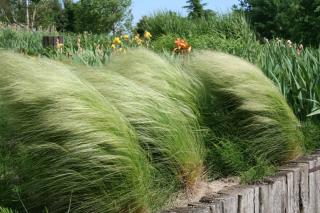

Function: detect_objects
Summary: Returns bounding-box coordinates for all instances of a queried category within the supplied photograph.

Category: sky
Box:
[132,0,239,24]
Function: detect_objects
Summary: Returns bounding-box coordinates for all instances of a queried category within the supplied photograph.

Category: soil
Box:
[167,177,240,208]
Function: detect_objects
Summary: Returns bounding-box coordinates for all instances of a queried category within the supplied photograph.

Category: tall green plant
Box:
[257,41,320,121]
[0,51,162,212]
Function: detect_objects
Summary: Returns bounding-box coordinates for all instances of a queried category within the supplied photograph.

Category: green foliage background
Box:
[0,0,132,34]
[235,0,320,46]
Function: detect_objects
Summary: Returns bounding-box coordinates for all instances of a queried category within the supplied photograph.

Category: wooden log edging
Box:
[160,150,320,213]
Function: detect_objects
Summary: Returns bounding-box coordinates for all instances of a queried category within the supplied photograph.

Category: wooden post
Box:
[42,36,64,48]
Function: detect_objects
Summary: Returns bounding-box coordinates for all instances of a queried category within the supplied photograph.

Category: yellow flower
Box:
[57,43,64,49]
[55,38,64,49]
[122,34,129,41]
[111,44,116,49]
[134,34,143,45]
[113,37,121,45]
[144,31,152,40]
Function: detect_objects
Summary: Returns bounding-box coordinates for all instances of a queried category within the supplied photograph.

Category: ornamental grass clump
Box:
[0,51,160,213]
[105,48,203,119]
[0,48,310,212]
[77,49,205,189]
[186,51,304,163]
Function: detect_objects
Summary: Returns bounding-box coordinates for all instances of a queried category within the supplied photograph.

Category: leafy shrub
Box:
[136,11,192,38]
[136,11,254,40]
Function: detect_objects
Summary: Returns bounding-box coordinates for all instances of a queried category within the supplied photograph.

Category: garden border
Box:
[160,150,320,213]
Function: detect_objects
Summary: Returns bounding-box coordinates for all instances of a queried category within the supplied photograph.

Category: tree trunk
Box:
[31,5,37,30]
[26,0,30,29]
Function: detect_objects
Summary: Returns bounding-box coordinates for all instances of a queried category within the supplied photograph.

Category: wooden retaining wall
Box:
[161,150,320,213]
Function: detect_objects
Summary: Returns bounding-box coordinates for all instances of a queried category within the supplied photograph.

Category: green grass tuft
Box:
[0,51,162,212]
[76,48,206,189]
[186,51,304,163]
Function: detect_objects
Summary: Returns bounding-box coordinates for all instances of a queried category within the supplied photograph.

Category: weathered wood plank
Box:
[253,185,259,213]
[259,183,271,213]
[161,207,210,213]
[293,157,313,213]
[200,191,238,213]
[279,164,301,213]
[188,202,223,213]
[232,186,255,213]
[310,154,320,213]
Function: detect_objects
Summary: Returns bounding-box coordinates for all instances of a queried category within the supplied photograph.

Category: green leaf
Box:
[308,109,320,117]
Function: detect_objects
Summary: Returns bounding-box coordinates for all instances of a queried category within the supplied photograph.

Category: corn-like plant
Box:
[257,42,320,121]
[0,51,162,213]
[186,51,304,163]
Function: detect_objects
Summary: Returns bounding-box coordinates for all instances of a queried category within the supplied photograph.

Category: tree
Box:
[0,0,62,30]
[37,0,64,30]
[235,0,320,46]
[204,9,217,19]
[183,0,207,19]
[74,0,132,34]
[28,0,42,30]
[26,0,29,28]
[63,0,76,32]
[111,8,133,34]
[0,0,26,26]
[235,0,284,39]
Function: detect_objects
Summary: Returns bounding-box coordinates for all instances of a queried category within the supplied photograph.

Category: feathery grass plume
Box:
[106,48,203,120]
[186,51,304,163]
[0,51,159,213]
[76,58,205,190]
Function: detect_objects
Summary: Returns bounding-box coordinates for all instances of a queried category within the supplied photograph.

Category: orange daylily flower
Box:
[174,38,192,54]
[175,38,189,49]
